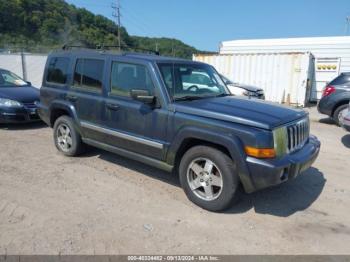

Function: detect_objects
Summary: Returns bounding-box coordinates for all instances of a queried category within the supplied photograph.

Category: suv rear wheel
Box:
[179,145,239,211]
[53,116,85,156]
[333,104,349,126]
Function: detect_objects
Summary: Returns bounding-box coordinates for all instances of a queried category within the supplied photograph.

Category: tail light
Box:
[322,86,336,97]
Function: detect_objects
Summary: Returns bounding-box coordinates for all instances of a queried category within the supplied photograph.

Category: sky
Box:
[66,0,350,51]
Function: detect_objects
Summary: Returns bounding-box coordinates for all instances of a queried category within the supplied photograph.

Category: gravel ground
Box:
[0,107,349,255]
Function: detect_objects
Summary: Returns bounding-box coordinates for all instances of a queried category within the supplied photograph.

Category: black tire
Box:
[333,104,349,126]
[53,115,85,156]
[179,145,239,212]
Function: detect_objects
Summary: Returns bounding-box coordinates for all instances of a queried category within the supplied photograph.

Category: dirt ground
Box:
[0,107,349,255]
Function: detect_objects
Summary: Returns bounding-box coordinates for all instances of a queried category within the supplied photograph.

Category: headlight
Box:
[0,98,23,107]
[273,126,288,157]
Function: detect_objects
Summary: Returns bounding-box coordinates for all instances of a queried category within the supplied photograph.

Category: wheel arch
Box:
[332,99,350,117]
[167,127,255,193]
[49,101,79,128]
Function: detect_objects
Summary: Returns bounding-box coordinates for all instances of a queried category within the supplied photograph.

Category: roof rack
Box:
[62,44,160,56]
[62,44,95,51]
[97,45,160,55]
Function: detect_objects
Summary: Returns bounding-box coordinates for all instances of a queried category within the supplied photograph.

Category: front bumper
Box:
[0,105,40,123]
[246,135,321,192]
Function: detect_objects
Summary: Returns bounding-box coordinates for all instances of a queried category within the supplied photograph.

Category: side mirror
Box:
[26,81,32,86]
[130,89,155,104]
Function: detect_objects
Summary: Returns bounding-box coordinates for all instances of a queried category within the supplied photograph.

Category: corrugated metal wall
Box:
[0,53,47,88]
[0,54,24,79]
[24,54,47,88]
[193,52,313,106]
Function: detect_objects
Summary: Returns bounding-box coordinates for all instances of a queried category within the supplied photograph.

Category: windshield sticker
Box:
[14,79,27,86]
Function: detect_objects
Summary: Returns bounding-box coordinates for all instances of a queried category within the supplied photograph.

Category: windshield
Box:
[0,69,28,88]
[158,63,229,101]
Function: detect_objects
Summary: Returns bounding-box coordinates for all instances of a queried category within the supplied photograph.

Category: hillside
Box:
[0,0,202,58]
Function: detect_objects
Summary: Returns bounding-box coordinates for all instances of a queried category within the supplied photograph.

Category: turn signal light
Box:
[322,86,336,97]
[245,146,276,159]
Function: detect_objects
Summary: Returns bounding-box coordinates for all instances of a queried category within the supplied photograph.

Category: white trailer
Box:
[219,36,350,101]
[193,52,314,107]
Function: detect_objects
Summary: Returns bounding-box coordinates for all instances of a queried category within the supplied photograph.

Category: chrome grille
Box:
[287,118,309,153]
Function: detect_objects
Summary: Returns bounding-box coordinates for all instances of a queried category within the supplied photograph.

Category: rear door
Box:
[68,57,106,142]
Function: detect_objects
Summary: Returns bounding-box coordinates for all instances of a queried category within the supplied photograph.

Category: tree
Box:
[0,0,204,59]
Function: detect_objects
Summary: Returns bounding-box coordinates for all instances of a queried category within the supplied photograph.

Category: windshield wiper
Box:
[173,96,205,101]
[215,93,231,97]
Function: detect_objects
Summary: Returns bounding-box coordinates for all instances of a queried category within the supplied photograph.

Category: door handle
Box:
[66,95,78,102]
[106,103,120,111]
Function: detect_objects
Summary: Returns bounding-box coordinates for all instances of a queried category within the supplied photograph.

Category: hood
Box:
[0,86,40,104]
[174,96,307,130]
[230,82,263,92]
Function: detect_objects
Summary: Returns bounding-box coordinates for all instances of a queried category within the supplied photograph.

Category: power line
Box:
[345,16,350,35]
[119,5,162,53]
[111,0,121,50]
[120,5,158,36]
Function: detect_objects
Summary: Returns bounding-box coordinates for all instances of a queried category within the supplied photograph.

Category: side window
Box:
[73,59,104,92]
[110,62,154,97]
[46,57,69,85]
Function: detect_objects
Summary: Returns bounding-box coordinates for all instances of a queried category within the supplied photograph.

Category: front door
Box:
[101,59,168,160]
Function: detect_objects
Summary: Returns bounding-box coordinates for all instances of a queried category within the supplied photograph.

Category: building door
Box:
[312,58,341,101]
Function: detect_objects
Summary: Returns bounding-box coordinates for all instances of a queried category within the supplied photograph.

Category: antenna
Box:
[112,0,121,50]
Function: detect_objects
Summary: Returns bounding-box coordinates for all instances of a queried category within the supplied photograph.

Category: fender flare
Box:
[167,126,255,193]
[49,100,81,131]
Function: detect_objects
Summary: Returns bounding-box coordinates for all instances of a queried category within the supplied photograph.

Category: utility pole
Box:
[112,0,121,50]
[345,16,350,35]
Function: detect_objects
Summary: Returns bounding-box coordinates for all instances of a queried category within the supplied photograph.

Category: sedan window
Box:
[0,70,28,87]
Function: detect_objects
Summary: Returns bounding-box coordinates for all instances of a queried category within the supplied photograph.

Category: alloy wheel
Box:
[56,124,73,152]
[186,158,223,201]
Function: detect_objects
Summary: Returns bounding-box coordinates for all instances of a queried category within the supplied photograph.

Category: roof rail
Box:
[62,44,95,50]
[97,45,160,55]
[62,44,160,55]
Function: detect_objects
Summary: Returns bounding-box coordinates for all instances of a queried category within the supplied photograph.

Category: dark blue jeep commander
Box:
[37,49,320,211]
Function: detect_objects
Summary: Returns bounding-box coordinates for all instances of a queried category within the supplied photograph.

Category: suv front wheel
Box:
[179,145,239,211]
[53,116,85,156]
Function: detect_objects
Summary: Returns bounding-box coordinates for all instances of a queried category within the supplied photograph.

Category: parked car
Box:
[38,49,320,211]
[220,74,265,99]
[341,104,350,132]
[0,68,40,123]
[317,72,350,126]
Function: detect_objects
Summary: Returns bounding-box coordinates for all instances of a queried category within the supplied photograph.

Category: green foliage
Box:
[0,0,202,58]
